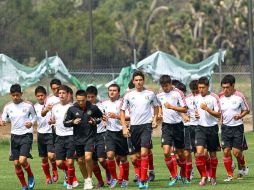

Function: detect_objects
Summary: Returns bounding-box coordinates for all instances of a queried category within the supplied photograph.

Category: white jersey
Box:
[34,103,52,134]
[44,94,60,106]
[195,92,220,127]
[96,102,107,133]
[2,101,36,135]
[185,93,199,126]
[101,99,122,132]
[220,90,249,126]
[121,89,159,125]
[51,103,73,136]
[157,88,186,124]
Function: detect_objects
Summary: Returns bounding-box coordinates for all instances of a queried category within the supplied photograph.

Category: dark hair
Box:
[10,84,22,93]
[175,82,186,94]
[50,78,61,87]
[76,89,87,97]
[189,80,198,91]
[159,75,172,85]
[172,79,181,86]
[66,86,73,95]
[108,83,120,92]
[198,77,209,86]
[35,86,47,95]
[221,74,235,86]
[58,85,69,92]
[86,86,98,96]
[128,81,135,89]
[132,70,145,81]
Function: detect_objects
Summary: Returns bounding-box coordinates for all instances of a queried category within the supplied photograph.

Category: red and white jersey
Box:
[101,99,122,132]
[157,88,186,124]
[121,89,159,125]
[2,101,36,135]
[34,103,52,134]
[51,103,73,136]
[220,90,249,126]
[96,101,107,133]
[185,93,199,126]
[195,92,220,127]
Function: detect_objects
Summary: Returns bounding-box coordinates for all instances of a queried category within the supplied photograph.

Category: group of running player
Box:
[0,70,249,190]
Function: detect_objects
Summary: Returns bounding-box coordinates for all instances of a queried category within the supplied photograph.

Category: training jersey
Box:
[2,101,36,135]
[34,103,52,134]
[157,87,186,124]
[96,101,107,133]
[184,93,199,126]
[121,88,159,125]
[101,99,122,132]
[51,103,73,136]
[219,90,249,126]
[195,92,220,127]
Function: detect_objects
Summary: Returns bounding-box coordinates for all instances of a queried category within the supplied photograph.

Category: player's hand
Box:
[152,120,158,129]
[164,102,172,109]
[200,103,208,111]
[0,120,6,126]
[73,118,81,125]
[88,117,96,125]
[48,117,56,125]
[157,113,163,122]
[102,115,108,122]
[122,126,130,138]
[195,111,200,119]
[46,104,53,111]
[234,114,241,120]
[182,115,190,123]
[108,112,118,119]
[24,121,33,129]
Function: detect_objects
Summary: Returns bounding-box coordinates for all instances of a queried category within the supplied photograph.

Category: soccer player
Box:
[156,75,187,186]
[1,84,36,190]
[194,77,221,186]
[86,86,111,188]
[64,89,103,190]
[220,75,249,181]
[34,86,58,184]
[121,71,159,189]
[101,84,130,188]
[49,85,75,189]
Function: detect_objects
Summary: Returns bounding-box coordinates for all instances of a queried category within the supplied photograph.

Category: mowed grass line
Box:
[0,133,253,190]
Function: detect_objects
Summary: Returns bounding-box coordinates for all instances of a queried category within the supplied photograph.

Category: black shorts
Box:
[130,123,152,153]
[161,122,185,149]
[195,125,221,152]
[10,133,33,161]
[75,137,95,158]
[93,132,106,160]
[37,133,55,157]
[55,135,75,160]
[221,124,248,150]
[105,130,128,156]
[184,125,196,152]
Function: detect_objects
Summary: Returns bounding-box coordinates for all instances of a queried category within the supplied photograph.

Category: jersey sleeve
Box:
[1,105,9,122]
[29,104,37,124]
[177,91,186,107]
[156,94,162,106]
[120,93,129,111]
[240,94,250,111]
[64,107,74,127]
[151,92,160,107]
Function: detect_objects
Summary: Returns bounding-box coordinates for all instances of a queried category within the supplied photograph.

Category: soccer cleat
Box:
[237,170,244,179]
[120,180,128,188]
[133,174,139,183]
[28,176,35,189]
[210,178,217,186]
[106,171,112,185]
[84,178,93,190]
[243,167,249,176]
[184,179,191,185]
[232,162,236,173]
[138,181,149,189]
[72,180,79,188]
[52,174,58,182]
[63,172,68,187]
[207,177,211,182]
[199,177,206,186]
[66,184,73,189]
[96,181,104,188]
[168,177,178,187]
[148,171,155,182]
[22,186,28,190]
[190,169,194,180]
[46,178,53,185]
[224,176,233,182]
[109,179,118,188]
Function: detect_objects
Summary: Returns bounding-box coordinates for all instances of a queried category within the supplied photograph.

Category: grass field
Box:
[0,133,253,190]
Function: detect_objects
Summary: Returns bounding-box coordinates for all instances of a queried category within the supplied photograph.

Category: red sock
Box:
[195,155,206,177]
[122,161,129,181]
[237,155,246,168]
[210,157,218,178]
[15,167,27,187]
[51,161,58,175]
[164,155,177,178]
[23,163,33,177]
[148,151,154,171]
[73,171,78,182]
[118,162,123,181]
[63,161,68,171]
[206,157,211,177]
[223,156,233,177]
[67,167,74,185]
[140,155,149,181]
[106,159,118,179]
[185,159,192,180]
[133,159,141,177]
[179,158,186,178]
[42,161,51,180]
[93,164,104,183]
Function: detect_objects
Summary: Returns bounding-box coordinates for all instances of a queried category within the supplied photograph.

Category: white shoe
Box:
[237,170,243,179]
[84,178,93,190]
[67,184,73,189]
[72,180,79,188]
[190,169,194,180]
[224,176,233,182]
[243,167,249,176]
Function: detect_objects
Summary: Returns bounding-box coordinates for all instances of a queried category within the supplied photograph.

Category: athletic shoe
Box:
[52,173,58,182]
[138,181,148,189]
[46,178,53,185]
[168,177,178,187]
[207,177,211,182]
[148,171,155,182]
[84,178,93,190]
[120,180,128,188]
[232,162,236,173]
[199,177,206,186]
[210,178,217,186]
[67,184,73,189]
[72,180,79,188]
[184,179,191,185]
[133,174,139,183]
[63,173,68,187]
[28,176,35,190]
[224,176,233,182]
[237,170,244,179]
[21,186,28,190]
[243,167,249,176]
[96,181,104,188]
[109,179,118,188]
[106,171,112,185]
[190,169,194,180]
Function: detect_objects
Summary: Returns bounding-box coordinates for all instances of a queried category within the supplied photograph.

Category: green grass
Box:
[0,133,253,190]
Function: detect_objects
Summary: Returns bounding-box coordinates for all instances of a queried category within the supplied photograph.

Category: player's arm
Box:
[41,103,53,117]
[91,106,103,125]
[64,107,78,127]
[200,102,221,118]
[0,106,8,126]
[164,103,187,113]
[25,104,37,128]
[234,95,250,120]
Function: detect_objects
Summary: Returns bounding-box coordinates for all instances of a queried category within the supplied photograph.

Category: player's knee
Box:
[41,157,48,163]
[19,158,27,166]
[48,153,55,161]
[223,148,231,157]
[85,154,92,162]
[56,160,63,168]
[233,150,241,158]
